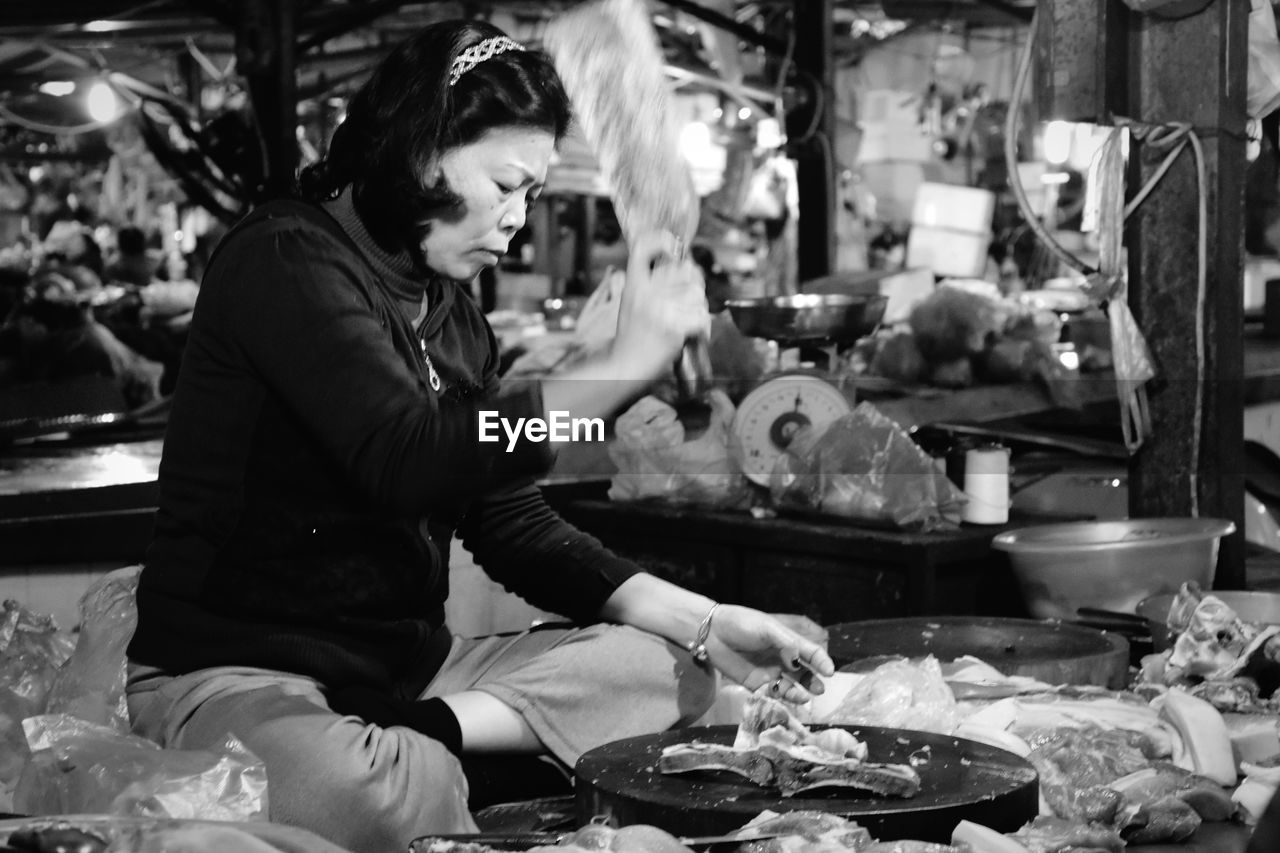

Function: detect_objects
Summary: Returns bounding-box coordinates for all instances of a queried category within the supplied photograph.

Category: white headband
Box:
[449,36,525,86]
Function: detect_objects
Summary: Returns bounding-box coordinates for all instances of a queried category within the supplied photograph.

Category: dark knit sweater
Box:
[128,194,641,693]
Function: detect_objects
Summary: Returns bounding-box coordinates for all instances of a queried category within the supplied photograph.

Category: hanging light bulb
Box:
[86,81,119,123]
[38,81,75,97]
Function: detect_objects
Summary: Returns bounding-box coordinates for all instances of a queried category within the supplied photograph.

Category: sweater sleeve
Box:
[200,218,549,516]
[455,480,643,622]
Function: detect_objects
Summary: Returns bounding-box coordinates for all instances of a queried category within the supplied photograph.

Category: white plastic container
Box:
[905,182,997,279]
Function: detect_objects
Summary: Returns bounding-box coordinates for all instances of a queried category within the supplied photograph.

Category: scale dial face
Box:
[732,374,853,486]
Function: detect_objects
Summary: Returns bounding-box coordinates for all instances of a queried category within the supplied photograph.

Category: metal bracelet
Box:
[687,602,720,664]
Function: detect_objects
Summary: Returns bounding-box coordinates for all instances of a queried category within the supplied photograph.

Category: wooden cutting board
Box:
[574,725,1038,843]
[826,616,1130,689]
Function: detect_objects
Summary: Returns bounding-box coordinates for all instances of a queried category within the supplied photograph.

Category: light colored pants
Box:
[126,623,717,853]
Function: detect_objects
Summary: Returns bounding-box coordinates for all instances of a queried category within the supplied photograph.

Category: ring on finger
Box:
[769,678,784,695]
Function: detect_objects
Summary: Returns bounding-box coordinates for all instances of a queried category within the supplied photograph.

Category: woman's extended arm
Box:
[598,573,836,704]
[540,231,707,421]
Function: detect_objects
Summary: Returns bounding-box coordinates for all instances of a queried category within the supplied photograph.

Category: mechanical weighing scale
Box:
[724,293,888,485]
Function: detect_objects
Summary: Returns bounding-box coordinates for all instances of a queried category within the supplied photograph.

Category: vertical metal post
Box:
[787,0,835,281]
[1126,0,1248,588]
[178,51,204,122]
[238,0,298,203]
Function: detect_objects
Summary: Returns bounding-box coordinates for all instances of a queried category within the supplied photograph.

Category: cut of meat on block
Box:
[763,747,922,799]
[662,693,915,798]
[660,743,775,787]
[658,742,920,798]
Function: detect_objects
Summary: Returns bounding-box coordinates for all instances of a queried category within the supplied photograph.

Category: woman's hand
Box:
[610,230,709,380]
[704,605,835,704]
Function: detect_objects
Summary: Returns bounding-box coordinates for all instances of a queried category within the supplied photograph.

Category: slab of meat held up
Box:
[659,694,922,798]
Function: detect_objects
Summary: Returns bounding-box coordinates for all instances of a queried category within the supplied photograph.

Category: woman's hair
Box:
[298,20,572,264]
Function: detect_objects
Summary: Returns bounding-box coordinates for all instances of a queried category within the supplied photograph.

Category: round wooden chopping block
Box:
[827,616,1130,688]
[574,726,1038,843]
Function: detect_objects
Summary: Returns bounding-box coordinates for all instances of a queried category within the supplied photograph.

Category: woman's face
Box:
[420,126,554,281]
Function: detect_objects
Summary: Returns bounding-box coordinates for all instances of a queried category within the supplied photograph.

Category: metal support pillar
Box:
[178,52,204,121]
[1126,0,1248,588]
[237,0,298,203]
[787,0,835,281]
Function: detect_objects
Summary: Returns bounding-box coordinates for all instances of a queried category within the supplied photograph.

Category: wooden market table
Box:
[541,478,1031,624]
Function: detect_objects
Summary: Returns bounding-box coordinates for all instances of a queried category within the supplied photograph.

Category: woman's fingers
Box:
[756,671,818,704]
[762,628,836,701]
[770,621,835,677]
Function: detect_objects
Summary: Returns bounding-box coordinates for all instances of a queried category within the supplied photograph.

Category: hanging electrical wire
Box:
[1004,7,1210,515]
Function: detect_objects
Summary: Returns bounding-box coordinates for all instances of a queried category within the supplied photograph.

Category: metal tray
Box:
[725,294,887,347]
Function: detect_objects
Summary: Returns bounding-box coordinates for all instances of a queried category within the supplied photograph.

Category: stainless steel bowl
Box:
[991,518,1236,621]
[725,293,888,346]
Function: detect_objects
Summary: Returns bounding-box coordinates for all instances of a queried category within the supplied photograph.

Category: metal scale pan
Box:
[725,293,888,354]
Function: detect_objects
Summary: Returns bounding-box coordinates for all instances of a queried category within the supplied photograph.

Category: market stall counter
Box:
[11,322,1280,620]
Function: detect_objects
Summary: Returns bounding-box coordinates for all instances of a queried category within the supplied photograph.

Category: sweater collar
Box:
[324,187,424,301]
[323,188,458,335]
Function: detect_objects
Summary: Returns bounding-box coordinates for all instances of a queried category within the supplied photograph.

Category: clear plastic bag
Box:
[0,816,355,853]
[0,599,76,709]
[0,599,76,811]
[43,566,141,731]
[769,402,965,530]
[608,389,753,509]
[15,714,268,821]
[819,655,961,734]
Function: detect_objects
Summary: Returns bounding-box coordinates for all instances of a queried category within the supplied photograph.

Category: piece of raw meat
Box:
[1010,817,1125,853]
[658,742,775,787]
[660,694,919,798]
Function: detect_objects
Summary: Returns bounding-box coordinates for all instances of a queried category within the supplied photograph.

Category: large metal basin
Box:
[991,518,1236,620]
[725,293,887,346]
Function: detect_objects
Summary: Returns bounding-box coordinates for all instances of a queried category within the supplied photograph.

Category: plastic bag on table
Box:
[818,655,961,734]
[0,816,357,853]
[44,566,141,731]
[769,402,965,531]
[0,599,76,709]
[0,599,76,811]
[15,714,268,821]
[607,389,752,509]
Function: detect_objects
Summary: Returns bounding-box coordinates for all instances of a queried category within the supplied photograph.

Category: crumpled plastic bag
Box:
[608,389,752,509]
[44,565,141,731]
[818,655,961,735]
[0,599,76,811]
[15,714,269,821]
[0,816,356,853]
[0,599,76,710]
[770,402,964,530]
